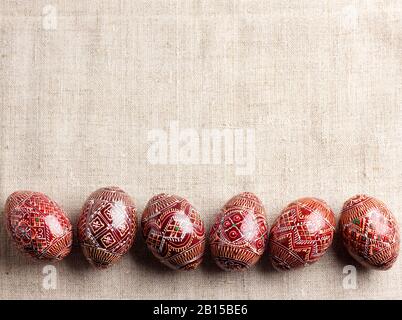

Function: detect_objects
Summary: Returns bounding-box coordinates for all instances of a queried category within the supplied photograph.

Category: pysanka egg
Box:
[339,194,400,270]
[77,186,137,269]
[268,197,335,270]
[4,191,73,261]
[141,193,206,270]
[209,192,268,271]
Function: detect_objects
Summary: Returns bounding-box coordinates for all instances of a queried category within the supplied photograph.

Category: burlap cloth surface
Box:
[0,1,401,299]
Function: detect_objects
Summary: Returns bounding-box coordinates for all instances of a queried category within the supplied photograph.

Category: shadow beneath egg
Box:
[332,230,371,274]
[64,243,93,272]
[130,230,173,273]
[62,209,93,272]
[254,250,278,274]
[0,209,33,270]
[199,240,222,273]
[199,241,277,274]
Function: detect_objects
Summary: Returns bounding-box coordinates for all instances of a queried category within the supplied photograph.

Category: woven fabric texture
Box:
[0,1,401,299]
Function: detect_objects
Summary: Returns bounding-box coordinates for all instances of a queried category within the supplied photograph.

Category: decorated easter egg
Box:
[4,191,73,261]
[268,197,335,270]
[141,193,206,270]
[77,186,137,269]
[339,194,400,270]
[209,192,268,271]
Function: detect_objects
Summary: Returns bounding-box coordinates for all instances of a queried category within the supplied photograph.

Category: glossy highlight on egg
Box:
[4,191,73,261]
[141,193,206,270]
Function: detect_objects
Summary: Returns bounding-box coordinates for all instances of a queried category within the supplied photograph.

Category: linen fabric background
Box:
[0,0,401,300]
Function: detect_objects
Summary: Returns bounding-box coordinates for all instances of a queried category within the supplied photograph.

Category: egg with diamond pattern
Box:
[77,186,137,269]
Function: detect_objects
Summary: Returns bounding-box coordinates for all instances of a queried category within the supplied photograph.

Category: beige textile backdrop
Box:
[0,0,401,300]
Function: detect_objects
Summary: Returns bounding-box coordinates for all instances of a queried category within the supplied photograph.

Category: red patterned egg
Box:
[141,193,206,270]
[77,186,137,269]
[268,197,335,270]
[339,194,400,270]
[4,191,73,261]
[209,192,268,271]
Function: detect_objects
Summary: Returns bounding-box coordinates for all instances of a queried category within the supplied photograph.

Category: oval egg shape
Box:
[77,186,137,269]
[141,193,206,270]
[210,192,268,271]
[339,194,400,270]
[4,191,73,261]
[268,197,335,270]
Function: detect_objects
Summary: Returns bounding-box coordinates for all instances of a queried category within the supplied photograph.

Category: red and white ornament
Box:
[339,194,400,270]
[141,193,206,270]
[78,186,137,269]
[210,192,268,271]
[4,191,73,261]
[268,197,335,270]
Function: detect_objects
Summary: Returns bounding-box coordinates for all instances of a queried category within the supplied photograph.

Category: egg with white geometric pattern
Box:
[77,186,137,269]
[141,193,206,270]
